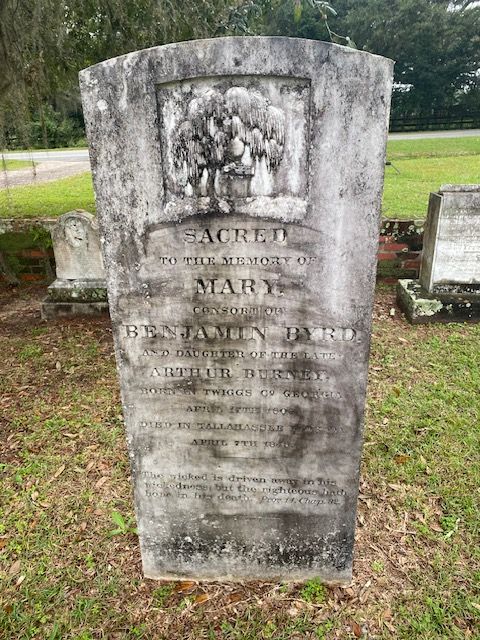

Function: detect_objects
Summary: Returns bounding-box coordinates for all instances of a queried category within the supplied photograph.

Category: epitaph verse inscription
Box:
[80,36,393,582]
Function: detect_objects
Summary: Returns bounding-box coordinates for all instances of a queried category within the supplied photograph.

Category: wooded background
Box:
[1,0,479,147]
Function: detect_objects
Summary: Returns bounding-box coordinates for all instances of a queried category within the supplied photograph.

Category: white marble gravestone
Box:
[80,37,393,582]
[52,210,105,280]
[398,185,480,323]
[420,185,480,294]
[41,210,108,319]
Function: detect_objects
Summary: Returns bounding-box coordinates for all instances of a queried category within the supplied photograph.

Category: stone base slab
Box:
[47,278,107,303]
[397,279,480,324]
[41,300,109,320]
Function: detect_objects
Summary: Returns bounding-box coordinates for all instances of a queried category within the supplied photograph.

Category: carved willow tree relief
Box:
[172,87,285,199]
[157,76,310,220]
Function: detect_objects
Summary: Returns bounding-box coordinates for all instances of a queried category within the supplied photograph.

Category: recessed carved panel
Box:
[156,76,310,221]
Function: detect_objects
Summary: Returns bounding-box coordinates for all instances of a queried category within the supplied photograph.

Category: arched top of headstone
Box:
[80,36,393,298]
[52,209,98,242]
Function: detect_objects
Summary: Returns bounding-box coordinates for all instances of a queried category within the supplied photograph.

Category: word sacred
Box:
[184,227,287,243]
[123,324,360,341]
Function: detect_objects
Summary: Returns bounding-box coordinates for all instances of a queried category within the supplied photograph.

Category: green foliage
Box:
[299,578,328,604]
[260,0,480,119]
[26,105,85,149]
[152,584,175,608]
[371,559,384,573]
[18,344,44,362]
[334,0,480,119]
[108,511,138,537]
[315,621,334,639]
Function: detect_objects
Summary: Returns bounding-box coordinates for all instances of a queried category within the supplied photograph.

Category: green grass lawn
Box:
[0,137,479,219]
[0,172,95,219]
[0,286,478,639]
[384,137,480,218]
[1,160,37,172]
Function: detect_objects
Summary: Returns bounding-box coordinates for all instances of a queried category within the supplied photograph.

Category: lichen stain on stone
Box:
[412,295,443,317]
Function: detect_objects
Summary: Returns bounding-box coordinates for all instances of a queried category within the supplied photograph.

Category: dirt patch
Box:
[0,161,91,189]
[0,284,48,331]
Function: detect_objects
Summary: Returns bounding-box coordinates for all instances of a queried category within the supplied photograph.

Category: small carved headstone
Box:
[52,210,104,280]
[80,37,393,582]
[41,210,108,319]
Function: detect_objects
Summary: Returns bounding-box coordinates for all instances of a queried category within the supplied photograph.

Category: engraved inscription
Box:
[120,218,362,492]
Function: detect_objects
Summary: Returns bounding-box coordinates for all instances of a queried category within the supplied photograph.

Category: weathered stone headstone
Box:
[80,37,393,582]
[41,210,108,319]
[398,185,480,323]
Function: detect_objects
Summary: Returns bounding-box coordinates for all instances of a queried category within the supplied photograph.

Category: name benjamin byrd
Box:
[123,325,361,341]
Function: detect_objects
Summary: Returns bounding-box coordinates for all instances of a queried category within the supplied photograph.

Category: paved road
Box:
[389,128,480,140]
[2,129,479,164]
[2,149,90,162]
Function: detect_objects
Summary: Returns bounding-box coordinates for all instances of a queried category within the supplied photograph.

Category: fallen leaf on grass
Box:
[8,559,21,575]
[227,592,243,603]
[0,539,8,550]
[51,464,66,480]
[388,483,403,491]
[174,580,196,594]
[394,454,410,464]
[94,477,108,489]
[194,593,210,604]
[351,620,362,637]
[16,575,25,587]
